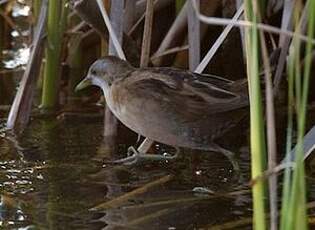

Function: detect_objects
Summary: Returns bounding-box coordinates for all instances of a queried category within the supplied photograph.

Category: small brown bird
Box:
[76,56,249,168]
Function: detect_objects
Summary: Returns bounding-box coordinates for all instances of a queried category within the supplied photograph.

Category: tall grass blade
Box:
[281,1,315,229]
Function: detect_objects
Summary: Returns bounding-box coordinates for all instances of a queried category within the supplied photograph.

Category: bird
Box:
[75,56,249,169]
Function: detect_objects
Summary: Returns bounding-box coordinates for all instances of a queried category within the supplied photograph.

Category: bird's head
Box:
[75,56,134,93]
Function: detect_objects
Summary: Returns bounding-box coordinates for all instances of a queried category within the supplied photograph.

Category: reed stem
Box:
[41,0,68,109]
[282,1,315,229]
[244,1,267,229]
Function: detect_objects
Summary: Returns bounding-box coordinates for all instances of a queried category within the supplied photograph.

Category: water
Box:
[0,116,253,229]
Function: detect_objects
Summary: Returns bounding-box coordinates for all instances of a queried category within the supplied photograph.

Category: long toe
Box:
[109,146,179,165]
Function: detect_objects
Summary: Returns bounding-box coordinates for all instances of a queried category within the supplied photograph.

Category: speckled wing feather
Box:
[109,67,249,146]
[122,67,249,121]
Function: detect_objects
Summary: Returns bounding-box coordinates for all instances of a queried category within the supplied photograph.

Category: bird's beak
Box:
[75,77,92,92]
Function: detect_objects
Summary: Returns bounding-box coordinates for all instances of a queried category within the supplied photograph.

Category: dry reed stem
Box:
[91,174,173,210]
[191,0,315,45]
[6,0,47,132]
[96,0,126,59]
[194,3,244,74]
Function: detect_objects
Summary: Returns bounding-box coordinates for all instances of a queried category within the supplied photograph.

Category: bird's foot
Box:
[110,146,179,165]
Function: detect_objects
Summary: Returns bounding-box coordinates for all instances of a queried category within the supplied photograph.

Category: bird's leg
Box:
[212,144,240,172]
[111,138,179,165]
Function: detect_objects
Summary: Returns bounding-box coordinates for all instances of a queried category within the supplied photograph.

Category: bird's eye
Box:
[91,70,97,75]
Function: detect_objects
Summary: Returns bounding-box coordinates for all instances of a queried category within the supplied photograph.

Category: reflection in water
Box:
[0,117,254,229]
[11,4,30,17]
[0,194,29,229]
[3,46,30,69]
[1,1,30,70]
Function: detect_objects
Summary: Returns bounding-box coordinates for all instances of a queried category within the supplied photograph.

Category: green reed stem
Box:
[41,0,68,109]
[244,1,267,229]
[281,1,315,229]
[33,0,42,22]
[280,36,295,230]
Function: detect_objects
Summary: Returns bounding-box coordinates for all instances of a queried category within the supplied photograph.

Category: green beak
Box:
[75,77,92,92]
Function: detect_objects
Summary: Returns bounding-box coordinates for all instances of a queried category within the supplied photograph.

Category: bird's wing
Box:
[123,68,248,121]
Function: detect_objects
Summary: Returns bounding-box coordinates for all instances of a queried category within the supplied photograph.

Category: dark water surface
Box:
[0,116,253,229]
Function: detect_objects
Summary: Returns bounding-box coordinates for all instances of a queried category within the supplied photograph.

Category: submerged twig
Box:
[128,206,186,226]
[91,174,173,210]
[123,188,251,211]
